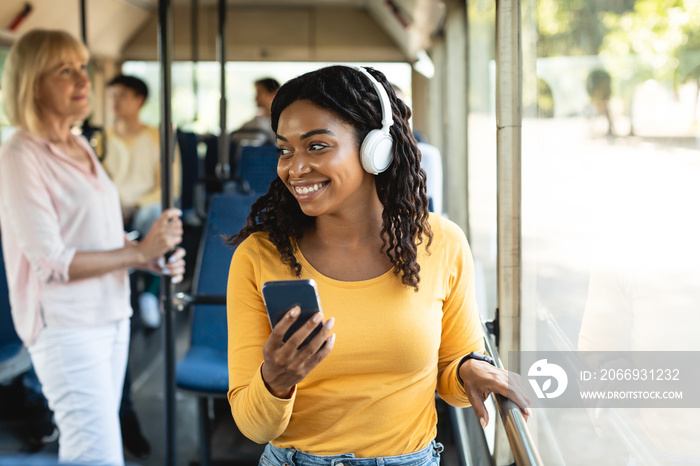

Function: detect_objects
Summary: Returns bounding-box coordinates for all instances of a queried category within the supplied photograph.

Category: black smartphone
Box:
[261,279,324,348]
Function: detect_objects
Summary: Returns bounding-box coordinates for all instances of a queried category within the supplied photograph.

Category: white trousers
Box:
[29,318,130,466]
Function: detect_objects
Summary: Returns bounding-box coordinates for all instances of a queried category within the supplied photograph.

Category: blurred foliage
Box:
[599,0,700,84]
[467,0,496,113]
[536,0,634,57]
[537,0,700,85]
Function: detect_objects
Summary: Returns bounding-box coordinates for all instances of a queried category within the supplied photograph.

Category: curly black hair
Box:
[228,65,432,290]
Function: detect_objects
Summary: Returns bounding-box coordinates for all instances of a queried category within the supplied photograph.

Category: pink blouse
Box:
[0,130,132,346]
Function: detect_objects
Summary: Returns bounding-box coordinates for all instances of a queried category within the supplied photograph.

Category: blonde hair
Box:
[1,29,89,135]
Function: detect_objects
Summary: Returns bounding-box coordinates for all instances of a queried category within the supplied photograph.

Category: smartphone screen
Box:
[261,279,324,348]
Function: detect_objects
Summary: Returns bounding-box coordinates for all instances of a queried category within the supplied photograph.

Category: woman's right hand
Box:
[261,306,336,398]
[459,359,531,428]
[136,208,183,263]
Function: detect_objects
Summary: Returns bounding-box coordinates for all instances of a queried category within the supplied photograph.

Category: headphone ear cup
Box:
[360,130,394,175]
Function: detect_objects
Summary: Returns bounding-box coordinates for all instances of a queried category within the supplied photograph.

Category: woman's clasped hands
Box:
[130,208,186,283]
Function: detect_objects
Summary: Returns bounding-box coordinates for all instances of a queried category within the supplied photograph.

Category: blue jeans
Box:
[260,440,444,466]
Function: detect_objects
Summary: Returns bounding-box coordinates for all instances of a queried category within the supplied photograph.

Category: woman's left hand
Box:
[459,359,531,428]
[141,246,186,284]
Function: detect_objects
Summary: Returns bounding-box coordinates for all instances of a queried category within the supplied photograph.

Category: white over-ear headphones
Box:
[351,66,394,175]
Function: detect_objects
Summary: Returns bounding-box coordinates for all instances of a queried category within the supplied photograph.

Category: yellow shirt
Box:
[227,213,485,457]
[103,126,181,207]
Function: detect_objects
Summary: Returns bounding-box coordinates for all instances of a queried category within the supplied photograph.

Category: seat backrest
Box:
[236,144,279,195]
[200,133,219,178]
[190,193,260,350]
[230,128,270,148]
[0,231,21,346]
[230,128,271,175]
[199,133,237,184]
[176,130,200,211]
[0,229,32,384]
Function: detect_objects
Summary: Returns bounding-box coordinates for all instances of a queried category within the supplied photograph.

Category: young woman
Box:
[226,65,529,465]
[0,29,184,465]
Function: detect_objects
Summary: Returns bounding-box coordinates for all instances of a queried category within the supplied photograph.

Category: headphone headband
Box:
[346,65,395,174]
[351,66,394,134]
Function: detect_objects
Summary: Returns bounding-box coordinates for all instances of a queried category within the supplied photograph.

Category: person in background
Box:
[0,29,184,465]
[392,84,443,214]
[416,139,443,214]
[233,77,280,145]
[586,68,615,137]
[226,65,529,465]
[104,74,184,459]
[20,367,58,449]
[104,74,182,329]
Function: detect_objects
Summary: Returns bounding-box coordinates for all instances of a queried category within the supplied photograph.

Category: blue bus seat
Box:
[0,230,32,384]
[235,144,279,195]
[199,133,220,179]
[176,130,200,214]
[199,133,238,178]
[0,455,141,465]
[177,193,258,391]
[230,128,271,174]
[176,193,259,465]
[0,454,140,465]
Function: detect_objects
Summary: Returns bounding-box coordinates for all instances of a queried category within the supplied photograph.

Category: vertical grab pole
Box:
[79,0,87,44]
[157,0,176,464]
[191,0,199,122]
[216,0,230,179]
[495,0,522,463]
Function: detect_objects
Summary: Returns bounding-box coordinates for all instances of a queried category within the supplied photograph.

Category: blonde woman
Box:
[0,29,184,465]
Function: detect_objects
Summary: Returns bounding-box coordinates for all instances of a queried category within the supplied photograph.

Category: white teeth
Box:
[294,183,325,195]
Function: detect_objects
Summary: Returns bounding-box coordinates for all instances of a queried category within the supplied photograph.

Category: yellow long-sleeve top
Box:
[103,126,181,207]
[227,213,485,457]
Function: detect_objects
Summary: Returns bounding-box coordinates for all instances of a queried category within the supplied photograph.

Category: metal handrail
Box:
[449,322,544,466]
[481,322,544,466]
[173,292,226,310]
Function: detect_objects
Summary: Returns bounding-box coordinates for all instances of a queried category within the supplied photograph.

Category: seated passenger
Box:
[417,140,443,214]
[0,29,184,466]
[104,74,183,328]
[226,65,530,465]
[392,84,443,214]
[232,77,280,146]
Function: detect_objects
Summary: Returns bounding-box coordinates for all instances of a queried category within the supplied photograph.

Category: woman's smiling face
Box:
[35,57,91,124]
[276,99,377,218]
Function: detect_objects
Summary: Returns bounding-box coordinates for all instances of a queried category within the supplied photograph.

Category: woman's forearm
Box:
[67,244,145,281]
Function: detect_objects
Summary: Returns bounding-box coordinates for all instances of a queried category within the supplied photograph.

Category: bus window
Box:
[467,0,497,323]
[119,61,411,135]
[520,0,700,463]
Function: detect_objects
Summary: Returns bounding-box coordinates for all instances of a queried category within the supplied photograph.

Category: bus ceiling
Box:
[0,0,446,64]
